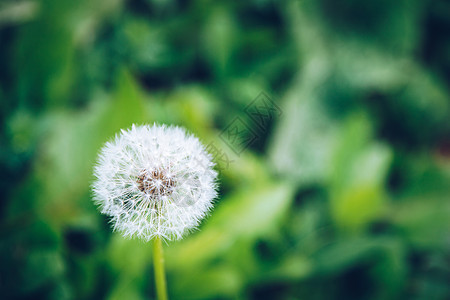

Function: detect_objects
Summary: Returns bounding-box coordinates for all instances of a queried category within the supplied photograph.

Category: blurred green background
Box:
[1,0,450,299]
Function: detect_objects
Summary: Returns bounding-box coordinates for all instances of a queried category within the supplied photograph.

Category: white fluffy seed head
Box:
[92,124,218,241]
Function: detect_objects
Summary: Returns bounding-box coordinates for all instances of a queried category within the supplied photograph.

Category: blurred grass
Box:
[1,0,450,299]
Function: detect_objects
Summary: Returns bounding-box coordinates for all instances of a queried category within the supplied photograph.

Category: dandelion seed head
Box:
[92,124,218,241]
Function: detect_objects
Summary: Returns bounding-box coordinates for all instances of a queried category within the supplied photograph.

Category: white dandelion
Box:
[92,124,218,241]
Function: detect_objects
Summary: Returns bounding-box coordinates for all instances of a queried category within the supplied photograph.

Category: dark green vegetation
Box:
[1,0,449,299]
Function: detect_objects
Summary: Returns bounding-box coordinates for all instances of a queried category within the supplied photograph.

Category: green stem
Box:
[153,236,168,300]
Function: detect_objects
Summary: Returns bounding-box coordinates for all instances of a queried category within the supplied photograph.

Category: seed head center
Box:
[137,169,175,197]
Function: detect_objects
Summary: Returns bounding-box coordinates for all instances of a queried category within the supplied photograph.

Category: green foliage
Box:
[1,0,449,299]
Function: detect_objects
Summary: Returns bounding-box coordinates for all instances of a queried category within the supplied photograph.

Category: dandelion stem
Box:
[153,236,168,300]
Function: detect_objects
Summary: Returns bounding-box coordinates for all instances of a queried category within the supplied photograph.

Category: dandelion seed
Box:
[92,124,218,241]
